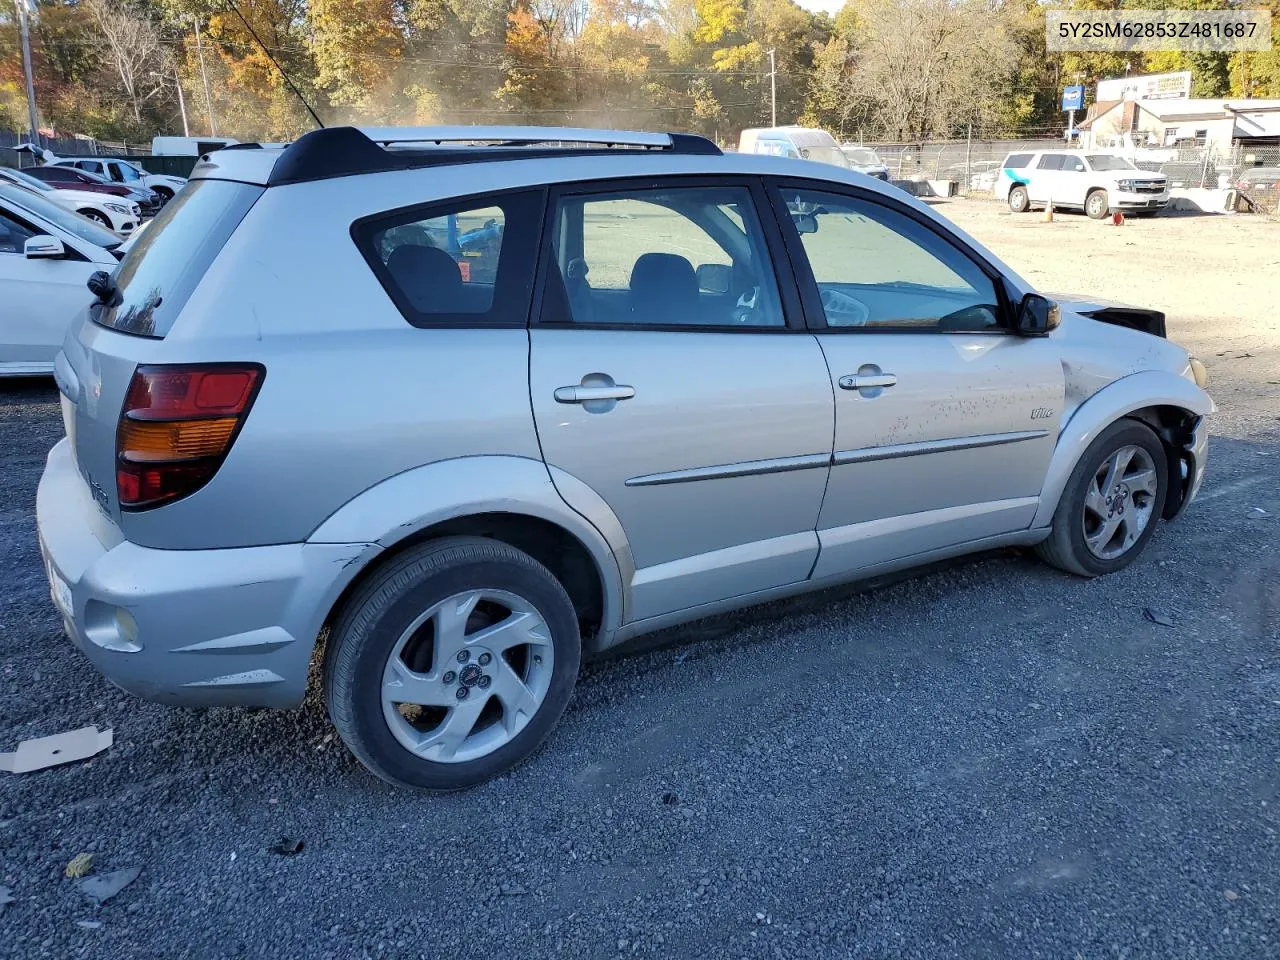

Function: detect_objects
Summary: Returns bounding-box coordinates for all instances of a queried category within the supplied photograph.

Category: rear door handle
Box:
[554,384,636,403]
[838,373,897,390]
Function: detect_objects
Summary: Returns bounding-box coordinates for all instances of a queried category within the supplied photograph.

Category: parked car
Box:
[0,167,139,234]
[841,145,890,180]
[0,182,123,377]
[997,149,1169,218]
[738,126,851,169]
[22,164,160,219]
[1234,166,1280,210]
[50,156,187,205]
[37,125,1212,791]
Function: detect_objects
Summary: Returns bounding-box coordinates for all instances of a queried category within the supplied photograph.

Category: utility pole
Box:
[767,48,777,127]
[175,70,190,137]
[193,17,218,136]
[16,0,40,150]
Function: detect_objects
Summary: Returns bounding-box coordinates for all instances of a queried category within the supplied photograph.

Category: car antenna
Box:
[223,0,324,130]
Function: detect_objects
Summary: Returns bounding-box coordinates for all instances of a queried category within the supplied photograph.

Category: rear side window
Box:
[1004,153,1033,169]
[354,190,544,328]
[96,179,262,338]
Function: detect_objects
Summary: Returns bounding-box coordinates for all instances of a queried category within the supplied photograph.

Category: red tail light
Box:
[116,364,264,509]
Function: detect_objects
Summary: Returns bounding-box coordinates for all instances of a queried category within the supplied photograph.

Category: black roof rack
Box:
[267,125,722,187]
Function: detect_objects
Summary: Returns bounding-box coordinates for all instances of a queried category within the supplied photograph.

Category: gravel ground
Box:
[2,202,1279,959]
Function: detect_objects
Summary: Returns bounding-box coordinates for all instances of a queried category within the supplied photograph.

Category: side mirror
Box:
[24,235,66,259]
[1015,292,1061,336]
[695,262,732,295]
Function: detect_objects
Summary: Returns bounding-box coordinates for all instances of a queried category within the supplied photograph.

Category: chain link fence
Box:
[856,136,1280,200]
[1,130,150,169]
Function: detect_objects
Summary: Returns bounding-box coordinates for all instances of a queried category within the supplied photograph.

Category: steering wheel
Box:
[819,287,870,326]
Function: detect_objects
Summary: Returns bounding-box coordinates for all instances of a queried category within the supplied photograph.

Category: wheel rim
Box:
[380,589,554,764]
[1081,444,1159,560]
[1011,189,1026,211]
[1088,193,1106,217]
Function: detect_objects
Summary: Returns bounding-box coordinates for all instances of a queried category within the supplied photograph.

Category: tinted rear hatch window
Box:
[94,179,262,338]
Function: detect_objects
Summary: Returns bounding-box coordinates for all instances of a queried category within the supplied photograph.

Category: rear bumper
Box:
[36,439,376,708]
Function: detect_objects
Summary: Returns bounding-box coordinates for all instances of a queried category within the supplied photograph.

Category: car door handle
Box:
[838,373,897,390]
[554,384,636,404]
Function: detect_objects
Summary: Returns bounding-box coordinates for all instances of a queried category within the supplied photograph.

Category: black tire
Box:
[78,209,111,227]
[1085,189,1110,220]
[1008,185,1030,213]
[325,536,581,790]
[1036,419,1168,578]
[152,186,174,204]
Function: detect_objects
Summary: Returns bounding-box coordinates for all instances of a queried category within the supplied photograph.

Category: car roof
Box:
[189,125,906,200]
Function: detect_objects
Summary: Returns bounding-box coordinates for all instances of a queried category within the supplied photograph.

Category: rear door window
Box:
[353,190,544,328]
[1037,155,1064,170]
[95,179,262,338]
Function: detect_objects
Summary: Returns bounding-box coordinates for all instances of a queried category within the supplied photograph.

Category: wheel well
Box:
[76,208,99,217]
[320,512,605,654]
[1125,406,1197,519]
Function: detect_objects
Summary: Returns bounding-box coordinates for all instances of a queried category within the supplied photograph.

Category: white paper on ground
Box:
[0,726,113,774]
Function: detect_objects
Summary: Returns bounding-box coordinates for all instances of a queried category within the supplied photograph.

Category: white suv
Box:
[998,150,1169,219]
[51,156,188,205]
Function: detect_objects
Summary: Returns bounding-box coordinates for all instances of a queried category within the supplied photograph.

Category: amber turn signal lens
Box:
[118,417,238,462]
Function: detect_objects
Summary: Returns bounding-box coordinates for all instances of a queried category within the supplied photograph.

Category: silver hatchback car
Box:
[37,126,1213,790]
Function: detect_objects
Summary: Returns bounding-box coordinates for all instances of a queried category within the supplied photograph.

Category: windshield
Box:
[799,146,851,169]
[2,168,55,193]
[0,183,121,249]
[96,179,261,338]
[1086,154,1135,171]
[845,148,880,166]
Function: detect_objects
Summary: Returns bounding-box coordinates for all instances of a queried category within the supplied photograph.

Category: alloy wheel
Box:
[1081,444,1159,560]
[380,589,554,763]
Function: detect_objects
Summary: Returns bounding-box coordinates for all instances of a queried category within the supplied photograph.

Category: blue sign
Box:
[1062,85,1085,112]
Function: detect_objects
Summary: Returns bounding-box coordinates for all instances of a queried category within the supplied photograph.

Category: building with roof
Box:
[1077,98,1280,157]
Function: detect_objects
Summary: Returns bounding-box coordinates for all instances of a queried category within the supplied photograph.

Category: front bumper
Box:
[1168,415,1209,519]
[36,439,375,708]
[1114,192,1169,211]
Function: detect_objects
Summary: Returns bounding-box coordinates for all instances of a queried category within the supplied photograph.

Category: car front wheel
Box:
[78,209,112,227]
[1036,419,1168,577]
[1085,189,1110,219]
[1008,185,1030,213]
[325,536,581,790]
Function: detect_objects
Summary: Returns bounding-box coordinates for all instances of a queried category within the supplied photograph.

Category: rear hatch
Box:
[55,179,262,524]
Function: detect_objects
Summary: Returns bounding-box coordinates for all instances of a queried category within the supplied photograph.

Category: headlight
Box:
[1117,179,1135,191]
[104,202,128,214]
[1188,356,1208,388]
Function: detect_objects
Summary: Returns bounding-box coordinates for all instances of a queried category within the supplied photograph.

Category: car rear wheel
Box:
[1008,185,1030,213]
[325,536,581,790]
[1036,419,1168,577]
[78,209,111,227]
[1085,189,1110,219]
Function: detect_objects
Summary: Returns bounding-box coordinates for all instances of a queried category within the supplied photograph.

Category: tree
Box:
[85,0,171,125]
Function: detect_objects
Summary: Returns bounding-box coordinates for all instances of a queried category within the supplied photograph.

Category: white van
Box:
[738,127,850,169]
[151,136,240,156]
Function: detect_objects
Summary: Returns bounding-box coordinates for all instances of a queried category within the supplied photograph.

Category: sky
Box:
[795,0,846,13]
